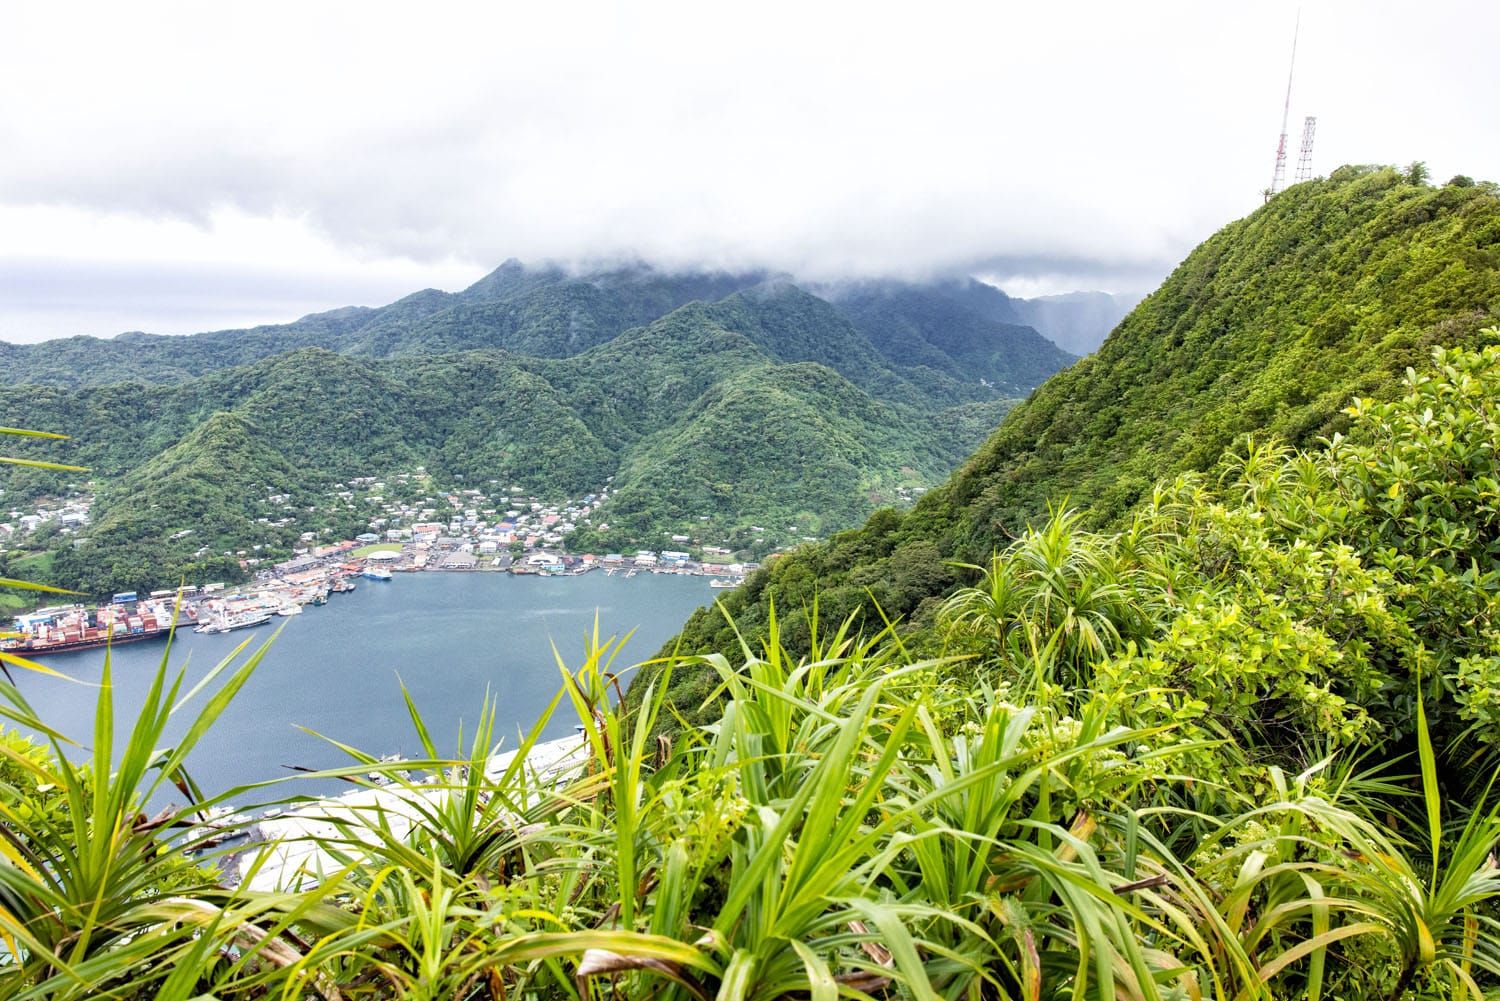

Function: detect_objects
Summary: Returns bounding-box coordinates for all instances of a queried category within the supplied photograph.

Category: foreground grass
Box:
[0,610,1495,1000]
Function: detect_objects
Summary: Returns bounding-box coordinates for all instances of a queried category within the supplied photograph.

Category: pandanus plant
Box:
[0,632,358,1000]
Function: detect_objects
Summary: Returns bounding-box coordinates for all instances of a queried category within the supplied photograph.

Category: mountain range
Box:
[0,264,1105,594]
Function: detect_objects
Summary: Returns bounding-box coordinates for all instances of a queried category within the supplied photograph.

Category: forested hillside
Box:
[0,275,1070,594]
[671,166,1500,662]
[817,278,1075,393]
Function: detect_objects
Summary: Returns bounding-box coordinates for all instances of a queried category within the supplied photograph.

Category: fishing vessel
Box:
[709,578,739,589]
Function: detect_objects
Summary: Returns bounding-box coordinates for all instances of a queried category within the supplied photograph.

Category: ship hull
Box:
[2,628,170,657]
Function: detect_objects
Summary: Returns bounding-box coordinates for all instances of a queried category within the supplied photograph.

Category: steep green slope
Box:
[192,349,428,476]
[672,166,1500,659]
[88,412,303,543]
[51,412,309,593]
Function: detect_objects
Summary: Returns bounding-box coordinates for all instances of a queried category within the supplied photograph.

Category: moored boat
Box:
[195,610,273,634]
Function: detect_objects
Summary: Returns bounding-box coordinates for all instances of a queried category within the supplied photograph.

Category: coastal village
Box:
[2,469,762,653]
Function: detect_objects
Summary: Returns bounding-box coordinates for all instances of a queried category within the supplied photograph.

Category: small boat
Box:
[624,569,637,579]
[276,603,303,616]
[710,579,739,589]
[366,754,411,785]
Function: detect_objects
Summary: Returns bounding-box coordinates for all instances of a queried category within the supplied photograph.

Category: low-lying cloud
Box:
[1,0,1495,341]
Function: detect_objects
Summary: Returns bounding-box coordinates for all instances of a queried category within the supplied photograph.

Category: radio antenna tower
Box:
[1295,115,1317,182]
[1268,11,1301,199]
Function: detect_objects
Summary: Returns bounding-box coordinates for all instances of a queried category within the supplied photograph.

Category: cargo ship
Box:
[2,598,181,656]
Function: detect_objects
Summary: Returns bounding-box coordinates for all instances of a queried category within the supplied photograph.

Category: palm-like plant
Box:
[940,506,1158,685]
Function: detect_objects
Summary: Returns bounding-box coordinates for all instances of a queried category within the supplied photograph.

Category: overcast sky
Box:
[1,1,1494,343]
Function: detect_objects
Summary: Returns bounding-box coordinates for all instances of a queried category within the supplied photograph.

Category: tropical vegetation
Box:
[4,164,1500,999]
[0,333,1498,998]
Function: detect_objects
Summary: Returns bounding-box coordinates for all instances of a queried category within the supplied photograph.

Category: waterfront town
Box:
[2,469,762,653]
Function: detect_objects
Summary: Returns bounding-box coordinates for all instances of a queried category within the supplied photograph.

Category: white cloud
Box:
[1,0,1495,341]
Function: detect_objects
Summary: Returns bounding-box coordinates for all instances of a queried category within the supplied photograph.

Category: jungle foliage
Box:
[4,342,1500,998]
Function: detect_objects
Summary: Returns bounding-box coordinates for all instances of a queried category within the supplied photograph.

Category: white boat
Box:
[276,603,303,616]
[362,567,393,581]
[195,610,273,634]
[366,753,410,784]
[710,578,739,589]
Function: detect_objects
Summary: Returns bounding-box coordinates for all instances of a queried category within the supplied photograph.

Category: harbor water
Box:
[10,572,718,800]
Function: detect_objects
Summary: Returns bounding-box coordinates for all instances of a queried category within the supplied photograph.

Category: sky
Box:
[1,1,1495,343]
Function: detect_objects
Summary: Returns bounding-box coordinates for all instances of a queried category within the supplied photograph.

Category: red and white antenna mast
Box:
[1295,115,1317,182]
[1268,11,1300,199]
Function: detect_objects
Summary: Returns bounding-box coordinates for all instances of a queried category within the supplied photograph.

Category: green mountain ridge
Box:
[0,263,778,388]
[0,262,1089,391]
[2,276,1073,593]
[669,165,1500,666]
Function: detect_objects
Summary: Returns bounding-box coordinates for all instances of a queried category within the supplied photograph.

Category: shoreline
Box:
[172,555,744,640]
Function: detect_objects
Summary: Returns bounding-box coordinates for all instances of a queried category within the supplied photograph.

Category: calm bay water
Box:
[13,572,715,799]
